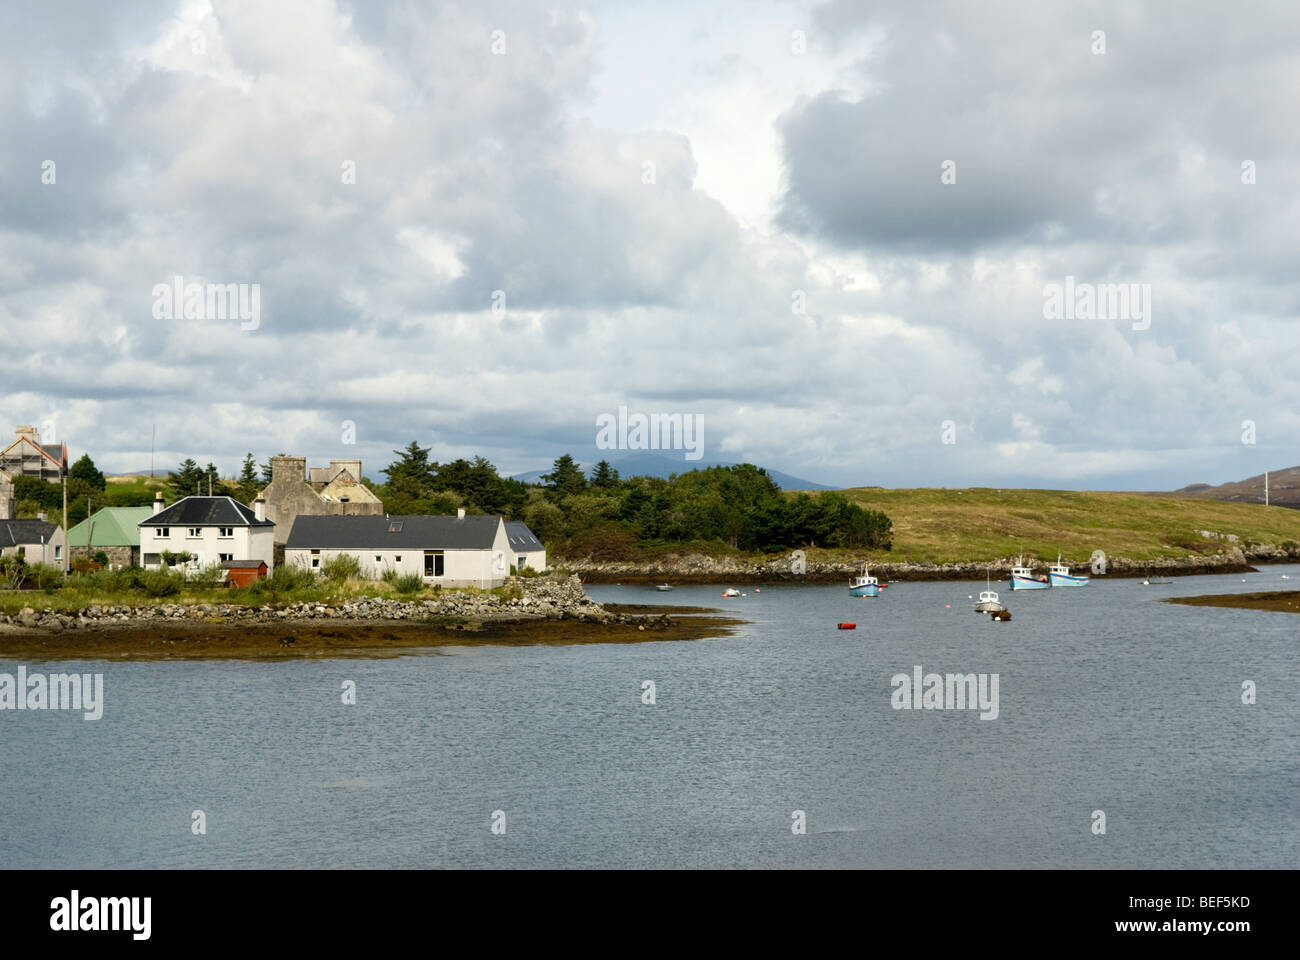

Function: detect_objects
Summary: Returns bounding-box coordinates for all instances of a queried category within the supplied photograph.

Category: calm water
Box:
[2,568,1297,868]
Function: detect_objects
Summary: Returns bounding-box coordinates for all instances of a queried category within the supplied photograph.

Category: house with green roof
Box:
[67,506,153,567]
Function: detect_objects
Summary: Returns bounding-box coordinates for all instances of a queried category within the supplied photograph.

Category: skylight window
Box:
[389,521,403,533]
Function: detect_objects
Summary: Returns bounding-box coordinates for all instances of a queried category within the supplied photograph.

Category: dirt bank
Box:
[1164,590,1300,614]
[0,609,745,661]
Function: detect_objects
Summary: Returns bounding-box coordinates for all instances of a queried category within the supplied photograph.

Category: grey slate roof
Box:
[0,519,60,548]
[285,514,502,550]
[220,560,267,569]
[139,496,272,528]
[505,521,544,551]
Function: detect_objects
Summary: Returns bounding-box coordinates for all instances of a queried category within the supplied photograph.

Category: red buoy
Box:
[838,622,856,630]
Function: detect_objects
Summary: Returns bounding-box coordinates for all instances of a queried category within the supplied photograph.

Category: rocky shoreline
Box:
[560,548,1293,583]
[0,574,639,633]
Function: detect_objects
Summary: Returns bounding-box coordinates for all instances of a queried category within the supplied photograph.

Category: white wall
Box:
[2,526,67,564]
[140,524,275,572]
[514,548,547,572]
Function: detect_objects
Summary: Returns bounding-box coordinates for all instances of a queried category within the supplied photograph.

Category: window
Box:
[375,555,382,563]
[55,545,62,560]
[388,521,403,533]
[218,527,234,538]
[395,555,402,563]
[517,556,526,569]
[219,553,232,563]
[187,528,202,538]
[311,549,320,570]
[143,553,159,566]
[424,550,444,577]
[155,527,169,538]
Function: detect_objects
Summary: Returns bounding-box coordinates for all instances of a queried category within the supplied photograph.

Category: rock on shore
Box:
[0,573,652,632]
[562,547,1280,583]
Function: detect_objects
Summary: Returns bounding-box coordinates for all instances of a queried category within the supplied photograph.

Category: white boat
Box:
[1009,553,1050,590]
[722,587,741,597]
[1048,554,1088,587]
[849,564,879,597]
[973,570,1005,612]
[654,584,673,592]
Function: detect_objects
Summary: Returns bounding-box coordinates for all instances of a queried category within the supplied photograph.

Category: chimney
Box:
[457,507,466,519]
[271,455,307,484]
[37,509,47,522]
[0,472,12,520]
[153,493,165,516]
[254,496,266,523]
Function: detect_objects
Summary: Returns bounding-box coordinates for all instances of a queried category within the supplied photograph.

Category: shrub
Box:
[92,551,110,565]
[320,553,362,582]
[381,568,399,584]
[135,569,184,597]
[392,573,424,594]
[245,564,318,596]
[25,563,64,592]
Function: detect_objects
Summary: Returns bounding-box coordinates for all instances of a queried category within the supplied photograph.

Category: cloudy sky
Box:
[1,0,1295,490]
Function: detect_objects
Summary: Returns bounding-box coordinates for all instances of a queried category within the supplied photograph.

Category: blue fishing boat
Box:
[849,564,879,597]
[1048,554,1088,587]
[1009,554,1050,590]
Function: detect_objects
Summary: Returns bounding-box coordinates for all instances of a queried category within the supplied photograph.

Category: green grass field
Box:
[829,487,1300,563]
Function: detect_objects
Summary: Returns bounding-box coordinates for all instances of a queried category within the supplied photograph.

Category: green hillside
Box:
[830,487,1300,563]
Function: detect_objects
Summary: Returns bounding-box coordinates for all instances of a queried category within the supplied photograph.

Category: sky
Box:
[0,0,1296,490]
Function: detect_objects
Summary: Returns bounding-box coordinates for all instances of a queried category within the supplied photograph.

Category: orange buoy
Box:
[838,622,856,630]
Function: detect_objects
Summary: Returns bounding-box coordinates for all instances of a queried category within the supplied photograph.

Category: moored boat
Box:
[849,564,879,597]
[1009,553,1050,590]
[1048,554,1088,587]
[973,569,1006,612]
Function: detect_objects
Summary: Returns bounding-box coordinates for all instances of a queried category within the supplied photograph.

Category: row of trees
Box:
[15,445,892,557]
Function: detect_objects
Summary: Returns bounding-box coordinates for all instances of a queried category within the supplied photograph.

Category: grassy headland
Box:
[829,487,1300,564]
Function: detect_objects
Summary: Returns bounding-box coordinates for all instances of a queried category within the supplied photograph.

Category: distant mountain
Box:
[1167,466,1300,510]
[512,453,834,490]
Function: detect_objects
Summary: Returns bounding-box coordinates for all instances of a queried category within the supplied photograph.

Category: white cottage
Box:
[0,517,67,566]
[138,494,275,572]
[284,510,513,588]
[505,521,547,573]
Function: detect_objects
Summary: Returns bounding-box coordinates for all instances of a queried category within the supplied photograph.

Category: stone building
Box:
[0,469,12,520]
[67,506,154,567]
[259,455,383,544]
[0,426,67,482]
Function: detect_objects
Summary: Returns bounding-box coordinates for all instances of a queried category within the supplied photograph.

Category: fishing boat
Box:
[1009,553,1050,590]
[849,564,879,597]
[1141,576,1173,585]
[973,571,1005,613]
[654,584,673,592]
[1048,554,1088,587]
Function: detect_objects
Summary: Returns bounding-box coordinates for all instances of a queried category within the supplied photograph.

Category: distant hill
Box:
[1167,466,1300,510]
[512,453,833,490]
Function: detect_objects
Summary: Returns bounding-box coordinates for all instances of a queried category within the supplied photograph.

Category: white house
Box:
[505,521,547,572]
[0,516,66,566]
[284,509,513,588]
[138,494,275,573]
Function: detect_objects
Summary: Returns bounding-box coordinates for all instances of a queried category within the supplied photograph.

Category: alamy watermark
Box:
[152,275,260,330]
[1043,276,1150,331]
[0,665,103,720]
[891,665,999,719]
[595,405,703,461]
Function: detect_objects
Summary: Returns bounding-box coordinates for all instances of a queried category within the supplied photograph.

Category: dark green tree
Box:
[383,441,437,499]
[590,460,620,490]
[167,458,205,496]
[236,453,260,502]
[541,454,586,500]
[68,453,106,491]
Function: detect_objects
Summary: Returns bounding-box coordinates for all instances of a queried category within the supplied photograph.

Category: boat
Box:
[849,564,879,597]
[722,588,741,597]
[1009,553,1050,590]
[1141,577,1173,585]
[1048,554,1089,587]
[654,584,673,592]
[973,571,1005,613]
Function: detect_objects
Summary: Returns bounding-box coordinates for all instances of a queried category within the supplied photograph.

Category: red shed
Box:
[222,560,268,587]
